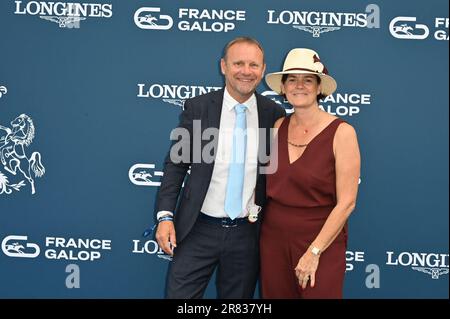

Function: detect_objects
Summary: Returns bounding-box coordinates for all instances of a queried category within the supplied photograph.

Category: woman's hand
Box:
[295,250,320,289]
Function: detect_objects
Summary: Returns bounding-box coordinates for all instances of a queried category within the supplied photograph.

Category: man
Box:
[155,37,285,298]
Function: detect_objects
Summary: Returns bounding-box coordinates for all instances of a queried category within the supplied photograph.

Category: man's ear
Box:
[220,58,226,75]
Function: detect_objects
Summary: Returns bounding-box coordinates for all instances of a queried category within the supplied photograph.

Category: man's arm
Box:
[154,98,195,255]
[156,99,194,214]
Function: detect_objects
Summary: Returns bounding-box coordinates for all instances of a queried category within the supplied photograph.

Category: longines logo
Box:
[1,235,112,261]
[386,251,449,279]
[262,91,372,117]
[134,7,246,33]
[267,4,380,37]
[137,83,222,109]
[0,114,45,195]
[389,17,449,41]
[132,236,173,261]
[0,86,7,98]
[14,1,113,29]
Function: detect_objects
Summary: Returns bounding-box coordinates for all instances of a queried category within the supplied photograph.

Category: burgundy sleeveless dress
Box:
[260,115,347,299]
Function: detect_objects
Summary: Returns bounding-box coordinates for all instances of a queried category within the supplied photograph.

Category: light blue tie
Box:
[224,103,247,220]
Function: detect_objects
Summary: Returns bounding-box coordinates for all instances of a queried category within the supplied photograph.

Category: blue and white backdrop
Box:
[0,0,448,298]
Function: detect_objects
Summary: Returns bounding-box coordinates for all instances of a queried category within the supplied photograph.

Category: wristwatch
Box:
[310,246,321,256]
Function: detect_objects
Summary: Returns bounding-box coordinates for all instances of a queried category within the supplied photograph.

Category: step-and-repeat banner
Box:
[0,0,448,298]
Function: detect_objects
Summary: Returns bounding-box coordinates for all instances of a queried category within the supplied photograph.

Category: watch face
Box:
[311,247,320,255]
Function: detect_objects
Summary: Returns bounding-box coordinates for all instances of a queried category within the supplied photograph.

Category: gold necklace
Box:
[288,120,310,147]
[288,111,322,148]
[287,141,308,148]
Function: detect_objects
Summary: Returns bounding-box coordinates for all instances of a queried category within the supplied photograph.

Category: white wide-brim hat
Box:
[265,48,337,96]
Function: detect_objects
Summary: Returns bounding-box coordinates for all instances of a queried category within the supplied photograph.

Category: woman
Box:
[260,48,361,298]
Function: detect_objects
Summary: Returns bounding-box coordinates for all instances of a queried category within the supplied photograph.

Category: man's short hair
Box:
[223,36,265,62]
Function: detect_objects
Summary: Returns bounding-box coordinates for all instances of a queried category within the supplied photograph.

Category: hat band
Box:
[284,67,329,75]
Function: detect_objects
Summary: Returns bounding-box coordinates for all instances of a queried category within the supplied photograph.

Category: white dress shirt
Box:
[201,87,259,218]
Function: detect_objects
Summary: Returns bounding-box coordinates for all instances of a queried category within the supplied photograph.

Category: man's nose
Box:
[241,64,252,75]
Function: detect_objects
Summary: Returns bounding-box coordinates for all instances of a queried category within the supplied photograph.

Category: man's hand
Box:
[155,221,177,256]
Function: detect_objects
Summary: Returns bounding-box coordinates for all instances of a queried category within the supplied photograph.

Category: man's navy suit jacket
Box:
[156,89,285,243]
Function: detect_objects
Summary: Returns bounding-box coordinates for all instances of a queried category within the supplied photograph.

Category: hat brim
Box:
[265,70,337,96]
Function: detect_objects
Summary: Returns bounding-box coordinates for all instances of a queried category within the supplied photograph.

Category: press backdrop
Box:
[0,0,448,298]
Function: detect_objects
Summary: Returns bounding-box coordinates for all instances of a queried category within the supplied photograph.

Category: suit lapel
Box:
[203,89,224,179]
[256,93,269,169]
[206,89,224,131]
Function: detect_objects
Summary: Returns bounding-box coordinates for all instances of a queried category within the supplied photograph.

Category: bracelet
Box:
[156,211,173,220]
[158,216,174,223]
[309,245,321,256]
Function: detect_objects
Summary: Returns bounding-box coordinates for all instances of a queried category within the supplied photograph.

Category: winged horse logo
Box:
[39,16,86,28]
[412,267,449,279]
[163,99,186,110]
[293,25,341,37]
